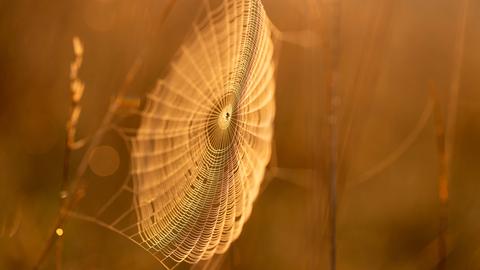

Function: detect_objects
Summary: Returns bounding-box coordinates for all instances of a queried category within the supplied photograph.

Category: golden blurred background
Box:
[1,0,480,269]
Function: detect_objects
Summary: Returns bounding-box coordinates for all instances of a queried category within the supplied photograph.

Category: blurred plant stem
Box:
[33,1,178,267]
[33,46,142,270]
[316,0,341,269]
[430,81,448,270]
[55,35,86,270]
[433,0,469,269]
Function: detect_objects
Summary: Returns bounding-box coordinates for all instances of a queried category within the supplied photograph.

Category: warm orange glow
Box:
[1,0,478,269]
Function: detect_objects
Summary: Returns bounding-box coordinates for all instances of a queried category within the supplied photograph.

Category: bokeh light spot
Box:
[55,228,64,237]
[88,145,120,177]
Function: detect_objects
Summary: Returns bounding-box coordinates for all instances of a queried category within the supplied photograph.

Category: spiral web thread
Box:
[70,0,277,268]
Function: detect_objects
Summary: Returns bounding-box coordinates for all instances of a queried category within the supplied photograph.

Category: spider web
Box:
[70,0,277,268]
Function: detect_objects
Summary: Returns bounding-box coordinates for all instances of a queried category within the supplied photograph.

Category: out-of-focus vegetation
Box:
[1,0,480,269]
